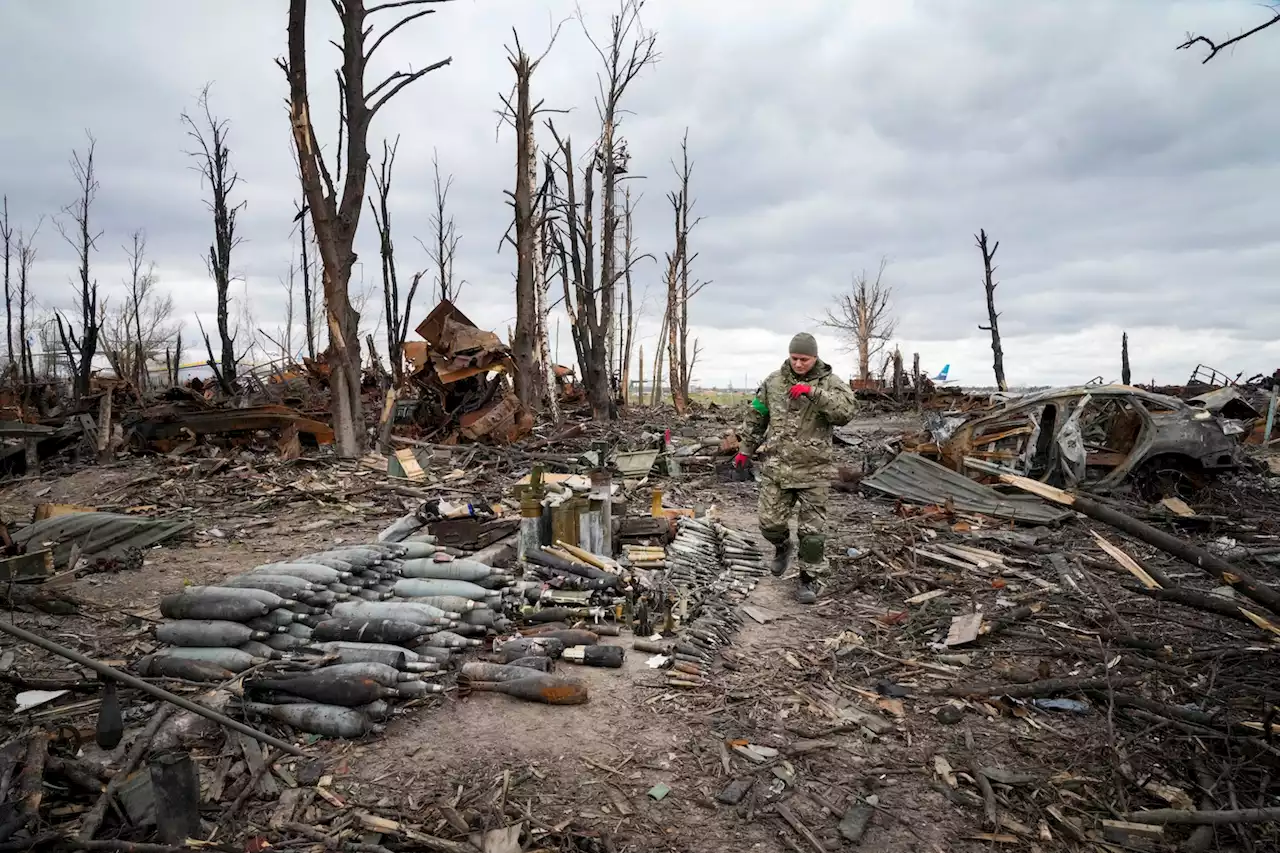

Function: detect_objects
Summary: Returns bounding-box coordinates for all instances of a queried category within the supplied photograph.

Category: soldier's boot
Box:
[796,572,820,605]
[770,540,793,577]
[796,534,826,605]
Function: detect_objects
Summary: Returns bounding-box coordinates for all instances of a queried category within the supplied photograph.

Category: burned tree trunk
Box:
[508,36,542,410]
[183,85,243,384]
[1121,332,1131,386]
[1,197,11,378]
[548,1,657,420]
[54,134,103,401]
[294,200,317,360]
[279,0,452,457]
[618,187,639,407]
[664,132,704,415]
[16,226,40,387]
[975,228,1007,392]
[368,137,420,388]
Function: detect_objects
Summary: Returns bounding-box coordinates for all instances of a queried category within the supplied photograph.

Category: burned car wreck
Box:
[899,385,1245,496]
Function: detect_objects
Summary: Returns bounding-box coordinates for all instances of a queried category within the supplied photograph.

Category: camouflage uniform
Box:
[739,358,857,580]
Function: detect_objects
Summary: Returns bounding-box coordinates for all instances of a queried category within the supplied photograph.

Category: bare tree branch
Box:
[53,131,103,401]
[1178,9,1280,63]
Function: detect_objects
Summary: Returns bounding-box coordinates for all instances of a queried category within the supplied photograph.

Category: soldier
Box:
[733,333,857,603]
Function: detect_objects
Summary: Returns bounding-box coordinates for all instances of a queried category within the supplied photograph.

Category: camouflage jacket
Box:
[739,359,858,488]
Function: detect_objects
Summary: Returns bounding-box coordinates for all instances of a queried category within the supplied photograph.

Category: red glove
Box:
[789,383,813,399]
[733,453,750,469]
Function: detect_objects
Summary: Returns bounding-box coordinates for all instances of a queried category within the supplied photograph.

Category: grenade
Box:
[523,629,599,647]
[302,590,340,607]
[398,558,499,583]
[221,575,317,598]
[184,586,291,608]
[377,513,427,543]
[495,637,564,661]
[425,631,480,649]
[244,610,303,632]
[305,557,355,572]
[241,701,380,738]
[134,654,235,682]
[157,620,271,648]
[332,600,457,627]
[410,646,455,664]
[311,641,437,670]
[457,672,588,705]
[154,647,262,672]
[392,578,493,601]
[96,680,123,749]
[461,609,497,628]
[402,595,480,614]
[264,634,313,652]
[505,656,555,672]
[247,673,397,707]
[237,641,284,660]
[563,644,624,668]
[355,699,391,721]
[311,618,429,645]
[396,541,437,559]
[315,661,413,686]
[251,562,350,584]
[160,593,269,623]
[395,680,445,698]
[461,661,547,682]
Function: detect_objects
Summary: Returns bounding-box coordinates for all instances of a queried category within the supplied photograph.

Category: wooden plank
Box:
[945,614,984,647]
[0,550,53,583]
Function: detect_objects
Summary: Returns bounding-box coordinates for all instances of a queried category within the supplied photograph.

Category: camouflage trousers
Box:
[757,478,829,576]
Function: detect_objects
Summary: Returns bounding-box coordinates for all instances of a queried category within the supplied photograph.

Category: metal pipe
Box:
[0,619,307,758]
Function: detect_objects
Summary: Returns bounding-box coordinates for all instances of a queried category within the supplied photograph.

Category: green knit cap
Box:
[788,332,818,357]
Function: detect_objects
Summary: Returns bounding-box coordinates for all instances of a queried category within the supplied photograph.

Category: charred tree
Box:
[1121,332,1131,386]
[54,134,103,401]
[1178,11,1279,62]
[821,258,895,383]
[279,0,452,457]
[293,200,318,360]
[548,0,657,419]
[1,196,11,378]
[975,228,1007,392]
[501,29,563,411]
[182,85,243,384]
[664,132,704,414]
[617,187,639,406]
[368,137,421,388]
[425,152,460,303]
[15,224,40,387]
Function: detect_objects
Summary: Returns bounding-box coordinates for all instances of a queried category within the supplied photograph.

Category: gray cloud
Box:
[2,0,1278,390]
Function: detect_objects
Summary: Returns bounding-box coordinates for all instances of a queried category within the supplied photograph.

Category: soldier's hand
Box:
[788,383,813,399]
[732,453,750,469]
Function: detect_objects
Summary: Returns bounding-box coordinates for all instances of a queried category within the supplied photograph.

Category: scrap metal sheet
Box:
[863,453,1071,525]
[13,511,194,568]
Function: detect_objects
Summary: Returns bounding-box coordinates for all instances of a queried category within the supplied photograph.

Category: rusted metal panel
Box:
[863,453,1072,525]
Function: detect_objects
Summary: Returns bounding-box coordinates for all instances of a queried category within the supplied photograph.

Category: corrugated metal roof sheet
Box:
[13,512,194,568]
[862,453,1071,525]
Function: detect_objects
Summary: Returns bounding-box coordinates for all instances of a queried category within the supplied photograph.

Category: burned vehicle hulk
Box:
[900,385,1245,496]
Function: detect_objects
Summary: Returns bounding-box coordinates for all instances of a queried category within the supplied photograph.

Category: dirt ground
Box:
[6,410,1278,852]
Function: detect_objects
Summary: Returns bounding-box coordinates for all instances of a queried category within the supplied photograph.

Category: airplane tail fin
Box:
[934,364,950,381]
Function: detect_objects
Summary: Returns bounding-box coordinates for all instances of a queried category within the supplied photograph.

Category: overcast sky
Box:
[3,0,1278,389]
